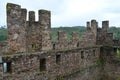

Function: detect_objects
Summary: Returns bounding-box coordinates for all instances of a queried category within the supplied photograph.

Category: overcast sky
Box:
[1,0,120,27]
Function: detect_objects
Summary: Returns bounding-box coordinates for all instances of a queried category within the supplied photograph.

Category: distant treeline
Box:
[0,26,120,41]
[0,26,7,41]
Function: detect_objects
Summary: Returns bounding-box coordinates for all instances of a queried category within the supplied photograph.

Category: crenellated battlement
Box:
[0,3,120,80]
[6,3,52,53]
[5,3,120,53]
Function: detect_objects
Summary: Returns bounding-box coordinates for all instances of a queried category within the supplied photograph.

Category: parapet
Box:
[91,19,98,28]
[86,21,91,31]
[102,21,109,32]
[6,3,52,53]
[57,31,67,42]
[72,32,79,42]
[5,3,119,53]
[39,10,51,28]
[29,11,35,22]
[7,3,21,19]
[7,3,27,53]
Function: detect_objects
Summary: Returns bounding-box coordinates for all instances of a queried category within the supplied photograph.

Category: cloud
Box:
[54,0,120,27]
[0,0,120,27]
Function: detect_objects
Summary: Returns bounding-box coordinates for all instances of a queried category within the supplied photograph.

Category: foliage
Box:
[108,27,120,39]
[116,49,120,59]
[116,78,120,80]
[0,26,7,41]
[96,59,104,66]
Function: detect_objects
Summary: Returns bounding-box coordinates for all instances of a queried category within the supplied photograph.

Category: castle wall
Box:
[97,21,114,46]
[39,10,52,50]
[7,3,27,53]
[1,46,100,80]
[53,31,68,50]
[0,42,7,53]
[2,3,120,80]
[105,33,113,45]
[63,66,102,80]
[6,3,52,52]
[100,47,120,80]
[71,32,79,47]
[102,21,109,32]
[91,19,98,41]
[6,3,119,52]
[0,63,3,80]
[27,11,36,52]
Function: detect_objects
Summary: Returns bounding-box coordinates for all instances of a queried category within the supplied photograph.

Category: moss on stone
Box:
[96,59,104,66]
[116,77,120,80]
[116,49,120,59]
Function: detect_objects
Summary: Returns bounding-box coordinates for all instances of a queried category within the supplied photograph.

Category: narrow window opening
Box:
[56,54,61,64]
[40,58,46,72]
[77,42,79,47]
[32,44,34,48]
[3,62,11,73]
[81,51,84,59]
[114,48,117,53]
[53,44,55,50]
[93,50,96,56]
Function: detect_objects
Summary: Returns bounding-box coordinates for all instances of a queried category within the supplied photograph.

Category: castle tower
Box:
[102,21,109,32]
[39,10,52,50]
[91,20,98,42]
[7,3,27,53]
[91,20,98,34]
[86,21,91,31]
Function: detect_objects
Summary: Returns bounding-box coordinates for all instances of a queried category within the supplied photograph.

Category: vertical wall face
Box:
[72,32,79,42]
[0,63,3,80]
[71,32,79,47]
[105,33,113,45]
[27,11,37,52]
[86,22,91,31]
[39,10,52,50]
[90,20,98,44]
[97,21,110,45]
[7,3,27,53]
[91,20,98,36]
[0,56,3,80]
[58,31,67,42]
[102,21,109,32]
[29,11,35,22]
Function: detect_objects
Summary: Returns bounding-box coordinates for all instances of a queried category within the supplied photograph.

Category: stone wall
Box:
[63,66,102,80]
[53,31,80,50]
[6,3,52,53]
[0,42,7,53]
[1,2,120,80]
[6,3,120,53]
[0,57,3,80]
[39,10,52,50]
[7,3,27,53]
[100,46,120,80]
[1,46,100,80]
